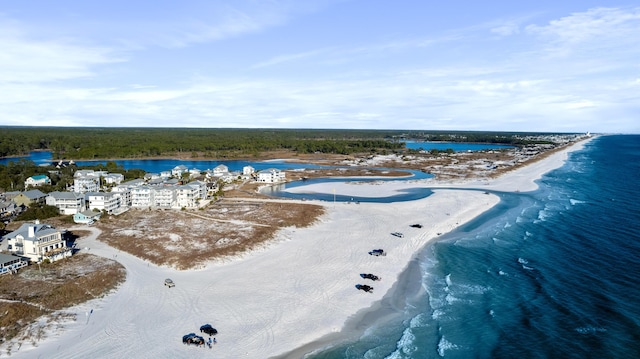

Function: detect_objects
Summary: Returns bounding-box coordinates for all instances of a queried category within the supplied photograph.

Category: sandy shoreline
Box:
[4,138,593,359]
[271,138,592,358]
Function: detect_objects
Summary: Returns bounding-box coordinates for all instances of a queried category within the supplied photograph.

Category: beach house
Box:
[0,253,28,275]
[256,168,286,183]
[73,210,101,224]
[3,220,71,263]
[46,191,86,215]
[212,165,229,177]
[24,174,51,188]
[12,189,47,207]
[86,192,122,214]
[74,175,100,193]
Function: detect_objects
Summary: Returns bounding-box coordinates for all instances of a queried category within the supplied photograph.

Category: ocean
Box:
[308,135,640,359]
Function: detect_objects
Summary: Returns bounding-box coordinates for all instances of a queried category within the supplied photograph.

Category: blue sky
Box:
[1,1,639,133]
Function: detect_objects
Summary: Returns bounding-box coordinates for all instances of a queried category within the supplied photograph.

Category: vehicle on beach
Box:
[410,224,422,228]
[164,278,175,288]
[391,232,404,238]
[200,324,218,336]
[368,249,386,256]
[355,284,374,293]
[360,273,380,281]
[182,333,205,346]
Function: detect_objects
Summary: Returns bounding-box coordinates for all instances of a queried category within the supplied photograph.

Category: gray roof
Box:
[78,210,100,217]
[2,222,60,242]
[48,191,83,200]
[22,189,47,199]
[0,253,24,265]
[0,200,16,208]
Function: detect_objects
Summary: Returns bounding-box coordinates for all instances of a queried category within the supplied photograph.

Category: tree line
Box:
[0,127,571,160]
[0,127,408,159]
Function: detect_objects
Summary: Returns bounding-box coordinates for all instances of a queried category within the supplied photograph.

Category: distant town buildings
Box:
[2,162,286,224]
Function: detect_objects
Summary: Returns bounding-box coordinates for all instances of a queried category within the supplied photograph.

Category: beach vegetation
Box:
[93,200,325,270]
[15,204,60,221]
[0,253,125,346]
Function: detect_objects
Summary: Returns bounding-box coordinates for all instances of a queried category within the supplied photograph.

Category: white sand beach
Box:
[6,139,590,359]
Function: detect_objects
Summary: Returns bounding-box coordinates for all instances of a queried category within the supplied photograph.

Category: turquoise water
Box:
[307,135,640,358]
[403,141,514,152]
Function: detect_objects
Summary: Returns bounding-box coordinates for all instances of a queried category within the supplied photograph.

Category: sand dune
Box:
[7,139,590,359]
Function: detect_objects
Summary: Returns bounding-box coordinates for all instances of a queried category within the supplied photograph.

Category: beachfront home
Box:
[13,189,47,207]
[256,168,286,183]
[86,192,121,214]
[175,184,200,208]
[24,175,51,188]
[0,253,28,275]
[73,210,101,224]
[3,220,71,263]
[131,186,154,208]
[153,186,175,208]
[110,187,132,209]
[46,191,86,215]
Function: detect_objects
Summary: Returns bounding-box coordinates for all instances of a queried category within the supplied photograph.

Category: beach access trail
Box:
[8,139,590,359]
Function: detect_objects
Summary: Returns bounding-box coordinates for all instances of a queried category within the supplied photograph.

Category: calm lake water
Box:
[0,151,434,203]
[0,151,324,173]
[1,141,514,169]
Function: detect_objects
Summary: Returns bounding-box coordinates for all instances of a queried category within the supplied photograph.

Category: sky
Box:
[1,0,639,133]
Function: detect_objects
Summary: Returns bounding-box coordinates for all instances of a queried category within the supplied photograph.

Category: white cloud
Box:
[491,22,520,36]
[525,7,640,55]
[0,5,638,133]
[565,100,595,109]
[0,23,122,83]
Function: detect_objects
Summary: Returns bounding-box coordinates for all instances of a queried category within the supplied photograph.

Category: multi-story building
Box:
[3,220,71,263]
[153,186,175,208]
[257,168,286,183]
[86,192,121,214]
[74,176,100,193]
[175,184,200,208]
[131,186,154,208]
[46,191,86,215]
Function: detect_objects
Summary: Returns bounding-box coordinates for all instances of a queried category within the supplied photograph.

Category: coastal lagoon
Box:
[403,141,515,152]
[0,140,516,170]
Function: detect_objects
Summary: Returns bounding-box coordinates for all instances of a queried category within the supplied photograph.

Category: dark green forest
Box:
[0,127,564,160]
